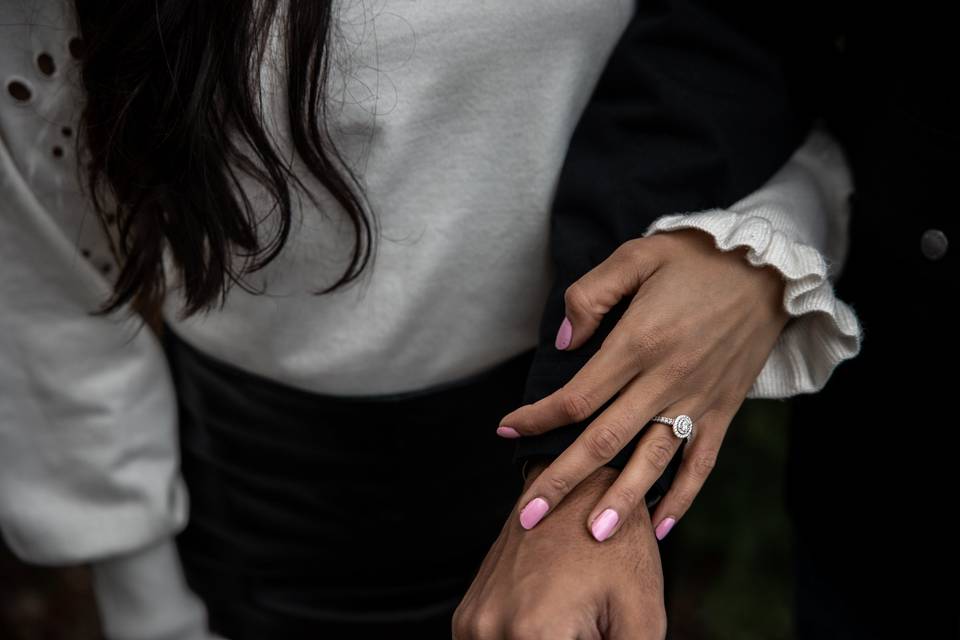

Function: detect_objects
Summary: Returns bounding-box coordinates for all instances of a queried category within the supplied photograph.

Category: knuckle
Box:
[466,607,501,639]
[563,281,592,314]
[615,484,643,509]
[451,610,471,639]
[644,230,672,251]
[620,236,645,254]
[644,436,676,472]
[690,450,718,478]
[508,620,539,640]
[558,386,595,422]
[668,487,696,513]
[626,236,650,254]
[544,473,572,496]
[509,613,553,640]
[584,425,624,461]
[616,237,648,263]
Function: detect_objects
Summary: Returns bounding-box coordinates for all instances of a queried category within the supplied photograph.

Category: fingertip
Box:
[654,516,676,541]
[496,425,521,438]
[519,497,550,530]
[589,508,620,542]
[554,316,573,350]
[497,417,519,433]
[498,405,550,437]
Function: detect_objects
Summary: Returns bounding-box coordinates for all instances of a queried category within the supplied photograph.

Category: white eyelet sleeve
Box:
[0,144,213,640]
[643,126,862,397]
[0,3,214,637]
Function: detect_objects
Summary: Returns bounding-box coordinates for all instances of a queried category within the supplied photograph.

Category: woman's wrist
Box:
[91,537,211,640]
[658,227,789,325]
[642,206,861,398]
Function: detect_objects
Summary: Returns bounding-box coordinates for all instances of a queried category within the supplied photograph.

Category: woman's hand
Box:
[496,227,789,542]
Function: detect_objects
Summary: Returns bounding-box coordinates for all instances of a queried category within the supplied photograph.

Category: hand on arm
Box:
[454,460,667,640]
[510,0,833,513]
[500,226,788,543]
[505,127,861,542]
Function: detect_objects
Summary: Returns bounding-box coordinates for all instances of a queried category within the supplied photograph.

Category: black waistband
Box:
[160,325,535,636]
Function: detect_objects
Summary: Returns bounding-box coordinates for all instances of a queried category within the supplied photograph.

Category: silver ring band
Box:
[651,414,695,440]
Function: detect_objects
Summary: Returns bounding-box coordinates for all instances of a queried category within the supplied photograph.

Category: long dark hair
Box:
[73,0,374,320]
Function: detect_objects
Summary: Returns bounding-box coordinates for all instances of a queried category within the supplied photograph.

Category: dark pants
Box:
[161,326,532,639]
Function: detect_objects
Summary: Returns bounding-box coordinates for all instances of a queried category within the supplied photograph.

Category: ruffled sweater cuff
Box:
[643,128,863,398]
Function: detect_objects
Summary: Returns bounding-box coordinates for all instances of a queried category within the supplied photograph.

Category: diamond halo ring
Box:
[650,414,695,440]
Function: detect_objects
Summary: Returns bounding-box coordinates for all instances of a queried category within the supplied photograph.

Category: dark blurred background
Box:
[1,399,794,640]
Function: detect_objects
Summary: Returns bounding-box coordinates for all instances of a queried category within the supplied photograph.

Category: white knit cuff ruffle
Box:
[644,210,861,398]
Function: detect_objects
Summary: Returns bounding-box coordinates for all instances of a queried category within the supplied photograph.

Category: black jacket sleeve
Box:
[514,0,827,500]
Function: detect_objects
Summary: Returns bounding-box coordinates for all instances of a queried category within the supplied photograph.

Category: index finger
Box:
[497,301,661,437]
[513,373,671,529]
[497,241,664,437]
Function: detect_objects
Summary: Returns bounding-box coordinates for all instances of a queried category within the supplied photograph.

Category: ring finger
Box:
[513,375,672,530]
[584,403,702,542]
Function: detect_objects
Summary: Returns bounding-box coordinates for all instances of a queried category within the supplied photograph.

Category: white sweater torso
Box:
[162,0,638,395]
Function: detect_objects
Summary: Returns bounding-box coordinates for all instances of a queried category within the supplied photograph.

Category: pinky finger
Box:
[649,407,734,541]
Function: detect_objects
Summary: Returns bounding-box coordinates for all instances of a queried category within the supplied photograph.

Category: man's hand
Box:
[453,461,667,640]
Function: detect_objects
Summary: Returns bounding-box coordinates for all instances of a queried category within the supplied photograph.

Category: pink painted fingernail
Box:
[519,497,550,529]
[655,517,676,541]
[590,508,619,542]
[496,426,521,438]
[554,316,572,350]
